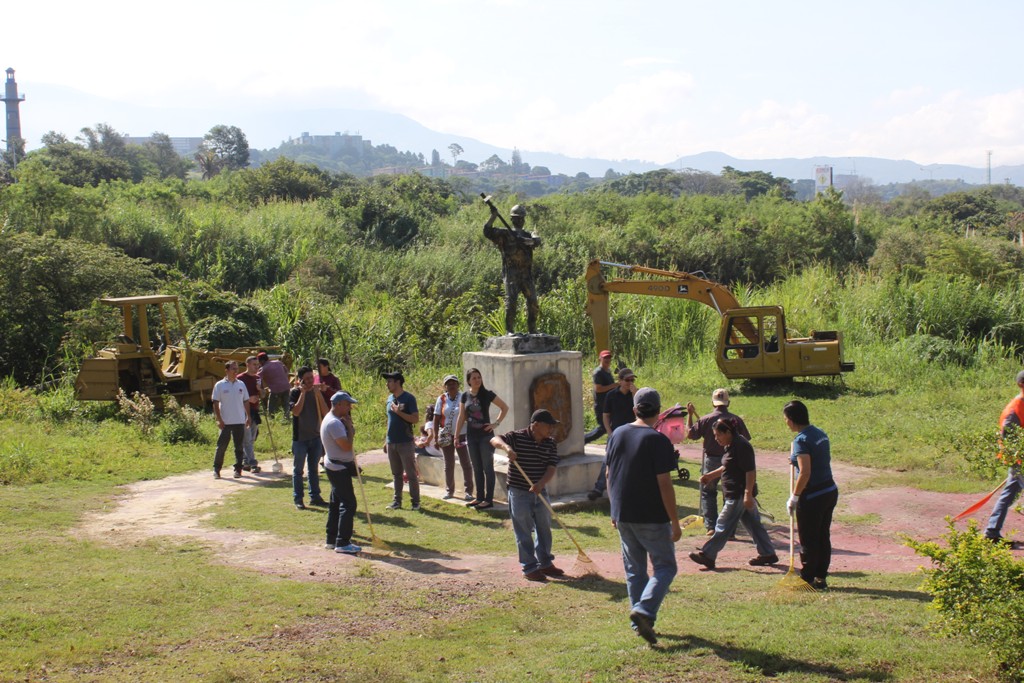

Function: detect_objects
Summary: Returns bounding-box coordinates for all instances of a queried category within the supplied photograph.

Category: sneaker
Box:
[586,489,601,501]
[233,469,242,479]
[324,543,334,550]
[295,501,306,510]
[251,465,261,474]
[442,493,455,500]
[463,493,475,502]
[214,470,221,479]
[386,501,402,510]
[242,464,252,472]
[689,551,715,569]
[309,498,327,507]
[630,611,658,645]
[465,500,482,508]
[540,565,565,577]
[411,502,420,511]
[335,543,362,554]
[749,554,780,566]
[812,578,828,590]
[523,570,548,582]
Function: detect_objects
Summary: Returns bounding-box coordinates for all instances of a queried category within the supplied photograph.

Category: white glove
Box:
[787,494,799,516]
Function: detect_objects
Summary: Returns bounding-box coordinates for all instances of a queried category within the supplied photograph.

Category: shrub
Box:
[156,396,207,445]
[116,389,156,436]
[908,521,1024,681]
[899,333,971,367]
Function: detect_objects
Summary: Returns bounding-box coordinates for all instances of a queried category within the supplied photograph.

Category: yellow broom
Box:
[510,458,599,577]
[352,451,393,554]
[775,465,816,593]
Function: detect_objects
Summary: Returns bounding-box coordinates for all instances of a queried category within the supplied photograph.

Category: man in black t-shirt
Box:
[491,410,563,582]
[605,387,681,646]
[584,350,617,443]
[587,368,637,500]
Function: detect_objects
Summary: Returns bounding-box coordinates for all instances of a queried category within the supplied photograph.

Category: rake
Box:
[775,465,816,593]
[352,452,393,554]
[261,397,284,474]
[509,458,599,577]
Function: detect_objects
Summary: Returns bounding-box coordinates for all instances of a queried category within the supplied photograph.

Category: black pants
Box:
[584,403,606,443]
[797,488,839,583]
[326,467,357,547]
[214,423,246,473]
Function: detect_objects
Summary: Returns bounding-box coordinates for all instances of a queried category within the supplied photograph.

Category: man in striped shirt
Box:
[491,410,564,582]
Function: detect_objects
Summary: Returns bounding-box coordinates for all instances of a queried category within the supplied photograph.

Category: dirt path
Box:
[79,446,1024,586]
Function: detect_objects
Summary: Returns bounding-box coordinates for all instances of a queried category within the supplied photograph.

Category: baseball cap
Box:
[442,374,459,384]
[330,391,358,404]
[530,409,560,425]
[1017,370,1024,385]
[256,351,269,362]
[381,371,405,383]
[599,349,612,359]
[711,388,730,406]
[634,387,661,412]
[617,368,635,381]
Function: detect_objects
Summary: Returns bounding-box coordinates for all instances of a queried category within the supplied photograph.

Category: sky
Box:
[5,0,1024,167]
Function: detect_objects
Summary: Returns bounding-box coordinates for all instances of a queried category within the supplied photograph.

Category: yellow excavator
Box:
[74,295,290,407]
[585,260,854,380]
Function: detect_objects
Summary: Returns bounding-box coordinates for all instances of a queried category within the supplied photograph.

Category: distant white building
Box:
[123,135,204,157]
[292,132,371,157]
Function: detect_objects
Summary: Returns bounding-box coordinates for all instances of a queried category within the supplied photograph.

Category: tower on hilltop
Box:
[2,68,26,160]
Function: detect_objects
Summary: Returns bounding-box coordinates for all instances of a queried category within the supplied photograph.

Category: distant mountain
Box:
[19,82,1021,185]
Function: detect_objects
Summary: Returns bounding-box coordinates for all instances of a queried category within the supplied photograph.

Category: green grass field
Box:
[1,350,1019,682]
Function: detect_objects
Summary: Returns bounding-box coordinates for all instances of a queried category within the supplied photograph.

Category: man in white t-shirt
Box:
[321,391,361,554]
[211,360,251,479]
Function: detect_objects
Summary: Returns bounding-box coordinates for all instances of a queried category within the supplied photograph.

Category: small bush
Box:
[908,520,1024,681]
[116,389,156,437]
[899,333,971,367]
[0,377,35,421]
[156,396,208,445]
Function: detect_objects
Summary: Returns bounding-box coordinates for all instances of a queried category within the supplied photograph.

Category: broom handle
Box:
[352,453,380,539]
[789,464,796,570]
[510,457,589,557]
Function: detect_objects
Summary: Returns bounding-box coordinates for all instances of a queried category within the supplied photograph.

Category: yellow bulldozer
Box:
[585,260,854,380]
[74,295,291,407]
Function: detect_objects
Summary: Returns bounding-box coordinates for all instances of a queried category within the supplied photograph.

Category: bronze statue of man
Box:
[484,202,540,335]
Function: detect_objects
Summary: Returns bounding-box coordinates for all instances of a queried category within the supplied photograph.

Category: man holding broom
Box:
[605,387,681,645]
[490,410,564,582]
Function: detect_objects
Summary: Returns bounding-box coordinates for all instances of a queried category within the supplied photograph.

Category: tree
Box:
[142,132,189,180]
[448,143,463,167]
[194,149,222,180]
[430,149,442,167]
[721,166,795,201]
[480,154,508,173]
[200,124,250,171]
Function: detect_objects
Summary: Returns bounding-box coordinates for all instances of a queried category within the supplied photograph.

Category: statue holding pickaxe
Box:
[481,193,541,335]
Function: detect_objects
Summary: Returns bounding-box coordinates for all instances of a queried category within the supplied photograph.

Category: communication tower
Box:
[1,68,26,161]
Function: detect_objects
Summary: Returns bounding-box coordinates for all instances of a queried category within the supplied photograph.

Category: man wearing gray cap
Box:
[321,391,360,554]
[605,387,681,645]
[985,370,1024,542]
[491,409,564,582]
[686,389,750,534]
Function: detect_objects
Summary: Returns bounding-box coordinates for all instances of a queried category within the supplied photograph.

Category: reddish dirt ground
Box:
[79,444,1024,585]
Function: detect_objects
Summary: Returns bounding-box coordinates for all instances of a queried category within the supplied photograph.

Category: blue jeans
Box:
[700,455,723,530]
[617,521,678,623]
[507,487,555,574]
[242,422,259,467]
[466,429,496,503]
[986,468,1023,538]
[592,461,608,493]
[701,497,776,560]
[292,437,323,503]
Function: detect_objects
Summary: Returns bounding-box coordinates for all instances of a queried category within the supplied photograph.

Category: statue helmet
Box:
[509,204,527,218]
